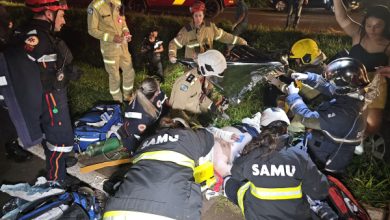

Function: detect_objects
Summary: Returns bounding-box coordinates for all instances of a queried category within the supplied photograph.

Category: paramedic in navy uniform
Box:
[286,57,369,174]
[223,107,329,220]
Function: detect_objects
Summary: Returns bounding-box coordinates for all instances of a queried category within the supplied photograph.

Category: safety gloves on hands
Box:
[169,56,177,64]
[287,82,299,95]
[291,72,308,81]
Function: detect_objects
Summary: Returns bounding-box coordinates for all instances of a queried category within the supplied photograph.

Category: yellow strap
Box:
[237,182,251,215]
[132,150,195,170]
[80,158,133,173]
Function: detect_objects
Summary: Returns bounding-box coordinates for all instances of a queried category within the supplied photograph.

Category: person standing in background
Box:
[87,0,135,103]
[226,0,249,55]
[285,0,308,29]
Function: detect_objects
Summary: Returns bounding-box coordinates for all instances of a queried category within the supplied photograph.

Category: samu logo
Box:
[142,134,179,148]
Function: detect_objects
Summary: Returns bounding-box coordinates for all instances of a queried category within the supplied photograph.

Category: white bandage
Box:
[207,127,234,142]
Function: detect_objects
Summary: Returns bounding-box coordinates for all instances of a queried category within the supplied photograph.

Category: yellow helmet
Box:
[289,38,322,65]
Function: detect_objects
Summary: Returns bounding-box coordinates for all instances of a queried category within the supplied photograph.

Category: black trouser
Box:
[0,106,18,147]
[41,89,74,181]
[286,0,304,29]
[146,54,164,81]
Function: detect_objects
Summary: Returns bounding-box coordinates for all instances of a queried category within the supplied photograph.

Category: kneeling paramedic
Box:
[286,57,369,174]
[169,49,229,118]
[88,78,167,154]
[223,107,330,219]
[103,116,236,220]
[0,0,81,183]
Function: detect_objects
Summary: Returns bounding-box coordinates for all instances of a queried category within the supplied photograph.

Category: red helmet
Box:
[190,1,205,14]
[25,0,68,13]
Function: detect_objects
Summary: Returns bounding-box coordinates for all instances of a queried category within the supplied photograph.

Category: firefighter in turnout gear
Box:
[168,0,247,63]
[103,117,215,220]
[169,50,228,115]
[223,108,329,219]
[1,0,81,183]
[286,57,369,174]
[87,0,135,102]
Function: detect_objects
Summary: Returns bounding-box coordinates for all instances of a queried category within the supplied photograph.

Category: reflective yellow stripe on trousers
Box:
[132,150,195,170]
[237,182,302,215]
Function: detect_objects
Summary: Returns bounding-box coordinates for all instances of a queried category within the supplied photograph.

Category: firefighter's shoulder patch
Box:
[25,35,39,46]
[180,84,188,91]
[24,35,39,52]
[138,124,146,132]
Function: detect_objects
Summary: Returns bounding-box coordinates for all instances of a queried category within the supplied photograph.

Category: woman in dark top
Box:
[334,0,390,135]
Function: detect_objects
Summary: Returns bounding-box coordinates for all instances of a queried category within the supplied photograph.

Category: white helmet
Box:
[197,50,227,77]
[260,107,290,127]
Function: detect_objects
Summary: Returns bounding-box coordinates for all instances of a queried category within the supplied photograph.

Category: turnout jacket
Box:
[225,139,329,220]
[169,68,215,114]
[87,0,129,57]
[104,128,214,220]
[169,21,246,59]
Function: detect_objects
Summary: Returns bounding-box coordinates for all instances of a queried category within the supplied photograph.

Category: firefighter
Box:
[87,0,135,103]
[286,57,369,174]
[168,0,247,63]
[169,49,228,116]
[266,38,328,106]
[103,117,217,219]
[223,107,330,219]
[1,0,81,183]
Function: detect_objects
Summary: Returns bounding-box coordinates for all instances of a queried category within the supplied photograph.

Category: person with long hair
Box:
[222,107,329,219]
[90,78,167,154]
[334,0,390,135]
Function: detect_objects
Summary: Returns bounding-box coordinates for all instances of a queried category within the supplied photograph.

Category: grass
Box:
[4,4,390,209]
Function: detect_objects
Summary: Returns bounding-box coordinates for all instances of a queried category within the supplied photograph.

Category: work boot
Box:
[65,156,78,168]
[5,140,32,162]
[58,175,81,189]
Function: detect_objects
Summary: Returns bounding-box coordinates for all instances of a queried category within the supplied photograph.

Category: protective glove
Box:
[291,72,308,80]
[287,82,299,95]
[169,56,177,64]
